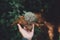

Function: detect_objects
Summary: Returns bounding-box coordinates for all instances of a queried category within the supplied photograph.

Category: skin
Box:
[17,24,34,40]
[13,13,59,40]
[34,13,54,40]
[58,25,60,33]
[44,22,54,40]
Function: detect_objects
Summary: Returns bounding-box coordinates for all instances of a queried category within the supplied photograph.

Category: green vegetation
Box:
[1,0,60,40]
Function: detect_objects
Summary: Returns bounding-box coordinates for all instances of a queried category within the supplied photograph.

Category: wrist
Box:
[25,38,32,40]
[22,37,32,40]
[22,38,28,40]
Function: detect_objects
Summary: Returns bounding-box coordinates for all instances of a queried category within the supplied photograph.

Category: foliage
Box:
[0,0,52,40]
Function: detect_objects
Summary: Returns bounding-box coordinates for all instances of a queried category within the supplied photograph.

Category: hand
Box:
[17,24,34,40]
[44,21,54,40]
[58,26,60,33]
[44,21,54,30]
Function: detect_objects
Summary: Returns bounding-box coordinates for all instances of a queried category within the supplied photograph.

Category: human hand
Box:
[44,21,54,40]
[44,21,54,30]
[17,24,34,40]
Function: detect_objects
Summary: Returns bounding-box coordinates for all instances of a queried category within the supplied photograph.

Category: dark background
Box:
[0,0,60,40]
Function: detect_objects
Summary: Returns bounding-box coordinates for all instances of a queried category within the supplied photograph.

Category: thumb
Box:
[32,24,34,27]
[32,24,34,32]
[17,24,21,27]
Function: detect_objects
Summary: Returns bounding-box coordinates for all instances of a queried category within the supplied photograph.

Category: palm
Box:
[17,24,34,40]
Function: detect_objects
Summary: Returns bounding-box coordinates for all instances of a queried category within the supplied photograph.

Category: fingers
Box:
[32,24,34,29]
[17,24,23,30]
[44,21,51,25]
[32,24,34,32]
[17,24,21,27]
[44,21,54,27]
[32,24,34,27]
[44,21,48,25]
[58,27,60,33]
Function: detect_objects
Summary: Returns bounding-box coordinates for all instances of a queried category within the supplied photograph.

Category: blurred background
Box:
[0,0,60,40]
